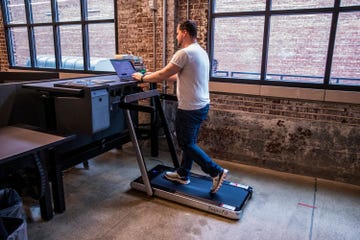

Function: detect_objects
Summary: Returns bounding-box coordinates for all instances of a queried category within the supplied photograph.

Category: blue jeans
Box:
[175,104,222,178]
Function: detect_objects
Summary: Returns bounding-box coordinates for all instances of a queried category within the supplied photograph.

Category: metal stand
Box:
[120,89,179,196]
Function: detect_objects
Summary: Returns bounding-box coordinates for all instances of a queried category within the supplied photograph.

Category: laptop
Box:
[110,59,137,81]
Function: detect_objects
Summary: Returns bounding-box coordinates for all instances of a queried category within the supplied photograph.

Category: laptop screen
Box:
[110,59,136,80]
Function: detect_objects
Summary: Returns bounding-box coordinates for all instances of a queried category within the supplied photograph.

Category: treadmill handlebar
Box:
[123,89,159,103]
[119,102,155,113]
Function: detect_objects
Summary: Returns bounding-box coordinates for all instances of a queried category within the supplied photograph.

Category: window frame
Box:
[208,0,360,92]
[1,0,118,73]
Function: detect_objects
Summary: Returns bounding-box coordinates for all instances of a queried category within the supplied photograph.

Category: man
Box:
[132,20,228,194]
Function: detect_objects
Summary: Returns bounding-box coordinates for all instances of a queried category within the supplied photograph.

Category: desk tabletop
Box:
[0,126,71,163]
[22,74,136,95]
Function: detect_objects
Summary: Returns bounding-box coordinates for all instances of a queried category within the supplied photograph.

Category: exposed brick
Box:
[0,0,359,185]
[0,4,8,71]
[196,92,360,185]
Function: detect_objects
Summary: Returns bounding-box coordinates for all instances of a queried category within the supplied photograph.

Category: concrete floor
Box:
[26,143,360,240]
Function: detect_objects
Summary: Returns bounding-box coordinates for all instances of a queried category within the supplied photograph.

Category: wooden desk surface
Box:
[0,126,69,163]
[22,74,136,95]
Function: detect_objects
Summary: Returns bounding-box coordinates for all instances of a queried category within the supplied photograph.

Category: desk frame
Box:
[0,126,73,220]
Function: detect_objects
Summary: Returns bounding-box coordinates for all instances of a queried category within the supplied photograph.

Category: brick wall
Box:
[137,0,358,185]
[0,4,9,71]
[116,0,208,73]
[0,1,359,185]
[198,93,360,185]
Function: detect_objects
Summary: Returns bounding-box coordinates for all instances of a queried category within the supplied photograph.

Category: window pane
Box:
[272,0,334,10]
[341,0,360,6]
[212,17,264,80]
[267,14,331,83]
[59,25,83,70]
[10,27,30,66]
[214,0,266,13]
[87,0,114,20]
[31,0,52,23]
[6,0,26,24]
[57,0,81,22]
[34,26,55,68]
[89,23,115,71]
[331,12,360,86]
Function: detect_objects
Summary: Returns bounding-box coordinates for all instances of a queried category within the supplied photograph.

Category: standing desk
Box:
[22,75,139,213]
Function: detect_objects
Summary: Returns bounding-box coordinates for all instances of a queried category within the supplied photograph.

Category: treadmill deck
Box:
[131,164,253,220]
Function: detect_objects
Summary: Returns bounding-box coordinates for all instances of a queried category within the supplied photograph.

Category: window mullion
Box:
[25,0,36,67]
[324,0,340,88]
[208,0,214,76]
[52,0,61,69]
[81,0,90,71]
[260,0,272,83]
[114,0,118,54]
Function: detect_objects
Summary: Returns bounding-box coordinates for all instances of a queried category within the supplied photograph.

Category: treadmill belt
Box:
[149,165,251,209]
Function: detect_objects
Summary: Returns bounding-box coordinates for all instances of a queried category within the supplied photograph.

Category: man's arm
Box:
[132,62,180,83]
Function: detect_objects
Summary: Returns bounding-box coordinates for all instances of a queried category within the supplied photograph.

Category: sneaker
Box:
[210,169,229,193]
[164,171,190,184]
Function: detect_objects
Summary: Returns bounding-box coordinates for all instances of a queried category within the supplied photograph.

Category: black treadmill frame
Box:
[121,89,253,219]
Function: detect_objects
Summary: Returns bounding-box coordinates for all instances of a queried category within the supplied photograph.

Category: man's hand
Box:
[131,72,143,82]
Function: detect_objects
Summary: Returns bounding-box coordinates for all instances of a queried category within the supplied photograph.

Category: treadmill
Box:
[121,89,252,220]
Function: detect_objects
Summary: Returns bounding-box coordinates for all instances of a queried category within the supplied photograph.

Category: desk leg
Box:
[50,162,66,214]
[33,153,53,221]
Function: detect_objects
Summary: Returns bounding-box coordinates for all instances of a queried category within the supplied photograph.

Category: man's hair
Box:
[179,20,197,38]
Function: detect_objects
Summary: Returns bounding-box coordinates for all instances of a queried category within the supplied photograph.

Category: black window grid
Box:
[208,0,360,91]
[1,0,117,73]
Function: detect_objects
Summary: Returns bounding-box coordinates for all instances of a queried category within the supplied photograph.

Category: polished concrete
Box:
[26,143,360,240]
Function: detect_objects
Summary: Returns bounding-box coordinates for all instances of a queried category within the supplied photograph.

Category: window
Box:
[1,0,116,72]
[330,11,360,86]
[9,27,30,67]
[271,0,333,10]
[33,26,54,69]
[214,0,266,13]
[212,16,264,80]
[210,0,360,90]
[267,14,331,84]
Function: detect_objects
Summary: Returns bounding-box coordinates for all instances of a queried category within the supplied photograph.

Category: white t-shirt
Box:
[170,43,210,110]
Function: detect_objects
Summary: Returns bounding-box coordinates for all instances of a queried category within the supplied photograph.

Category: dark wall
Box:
[0,72,59,127]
